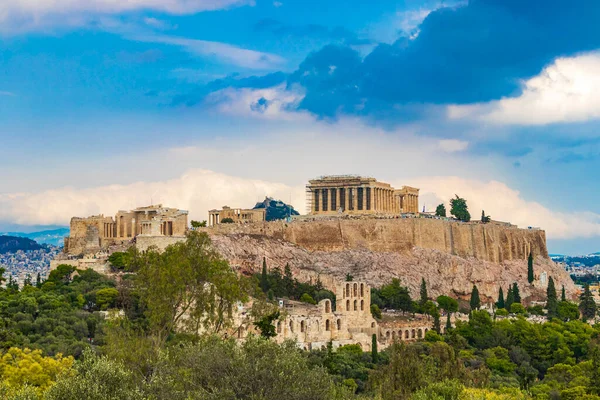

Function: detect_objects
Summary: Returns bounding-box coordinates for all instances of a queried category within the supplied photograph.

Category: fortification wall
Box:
[136,235,187,252]
[202,218,547,263]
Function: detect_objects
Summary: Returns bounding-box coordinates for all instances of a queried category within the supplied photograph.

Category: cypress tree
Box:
[512,283,521,304]
[527,252,534,284]
[446,313,452,331]
[579,284,597,322]
[260,257,269,293]
[505,286,515,311]
[433,312,441,334]
[562,285,566,302]
[36,272,42,288]
[371,334,378,363]
[546,276,558,319]
[496,287,505,309]
[470,285,481,311]
[419,278,428,306]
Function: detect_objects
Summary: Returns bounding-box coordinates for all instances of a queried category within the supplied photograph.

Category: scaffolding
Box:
[305,185,313,215]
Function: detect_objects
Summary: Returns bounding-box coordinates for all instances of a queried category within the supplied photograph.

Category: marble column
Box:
[352,187,358,211]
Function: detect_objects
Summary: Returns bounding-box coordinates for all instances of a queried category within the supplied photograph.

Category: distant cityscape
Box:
[0,245,61,285]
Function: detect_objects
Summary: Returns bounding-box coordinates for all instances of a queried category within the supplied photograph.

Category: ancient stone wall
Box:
[136,235,187,252]
[202,217,547,263]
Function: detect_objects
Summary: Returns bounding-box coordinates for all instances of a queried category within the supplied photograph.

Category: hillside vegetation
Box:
[0,236,42,254]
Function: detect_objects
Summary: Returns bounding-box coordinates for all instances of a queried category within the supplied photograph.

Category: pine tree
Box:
[419,278,428,306]
[496,287,505,309]
[260,257,269,293]
[546,276,558,319]
[371,334,378,363]
[512,283,521,304]
[506,286,515,311]
[527,252,534,284]
[470,285,481,311]
[562,285,566,302]
[579,284,596,322]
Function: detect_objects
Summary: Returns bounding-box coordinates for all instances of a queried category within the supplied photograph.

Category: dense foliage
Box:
[0,232,598,400]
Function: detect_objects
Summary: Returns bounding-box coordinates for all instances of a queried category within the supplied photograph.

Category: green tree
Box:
[23,274,32,287]
[496,287,505,309]
[381,279,413,313]
[546,276,558,319]
[300,293,316,305]
[419,278,428,306]
[255,311,280,338]
[48,264,76,284]
[371,304,382,319]
[512,282,521,304]
[372,334,378,363]
[221,217,234,223]
[435,204,446,217]
[450,195,471,222]
[557,301,580,321]
[433,311,441,334]
[345,273,354,282]
[95,288,119,310]
[445,313,452,331]
[481,210,490,223]
[35,272,42,288]
[510,303,525,314]
[260,257,269,293]
[562,285,566,302]
[190,220,207,229]
[0,267,6,286]
[436,296,458,314]
[528,253,534,284]
[470,285,481,311]
[505,285,514,310]
[579,284,596,321]
[135,231,248,345]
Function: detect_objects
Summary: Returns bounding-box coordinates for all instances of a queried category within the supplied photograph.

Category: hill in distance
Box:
[253,197,300,221]
[0,228,69,247]
[0,236,43,254]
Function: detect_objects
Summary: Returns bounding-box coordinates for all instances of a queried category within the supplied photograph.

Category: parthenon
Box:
[306,175,419,215]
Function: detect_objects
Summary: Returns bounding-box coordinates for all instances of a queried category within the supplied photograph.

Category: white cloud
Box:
[273,1,283,7]
[408,176,600,240]
[136,34,286,70]
[448,52,600,126]
[438,139,468,153]
[371,0,466,43]
[0,0,250,33]
[2,168,599,241]
[0,169,304,226]
[0,91,15,96]
[203,84,307,120]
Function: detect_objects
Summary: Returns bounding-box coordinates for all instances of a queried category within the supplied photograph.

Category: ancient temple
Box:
[306,175,419,215]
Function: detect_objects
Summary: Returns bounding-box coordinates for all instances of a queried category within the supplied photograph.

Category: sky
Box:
[1,0,600,255]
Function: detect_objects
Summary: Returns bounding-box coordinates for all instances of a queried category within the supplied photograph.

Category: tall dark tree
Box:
[481,210,490,223]
[36,272,42,288]
[419,278,428,306]
[445,313,452,332]
[546,276,558,319]
[260,257,269,293]
[496,287,505,309]
[470,285,481,311]
[579,284,596,322]
[433,311,441,334]
[512,283,521,304]
[371,334,378,363]
[435,203,446,217]
[561,285,566,302]
[505,286,515,311]
[527,253,534,284]
[450,195,471,222]
[23,274,32,287]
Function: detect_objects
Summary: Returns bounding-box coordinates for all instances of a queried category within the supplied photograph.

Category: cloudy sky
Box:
[1,0,600,255]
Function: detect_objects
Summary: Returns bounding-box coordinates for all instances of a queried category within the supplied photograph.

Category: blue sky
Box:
[1,0,600,255]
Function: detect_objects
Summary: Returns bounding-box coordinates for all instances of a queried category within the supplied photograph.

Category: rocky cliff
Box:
[203,217,575,302]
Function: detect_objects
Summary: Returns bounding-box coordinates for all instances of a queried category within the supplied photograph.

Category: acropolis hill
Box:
[63,175,576,303]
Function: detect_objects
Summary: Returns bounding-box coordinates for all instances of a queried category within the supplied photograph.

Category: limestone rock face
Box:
[206,219,575,302]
